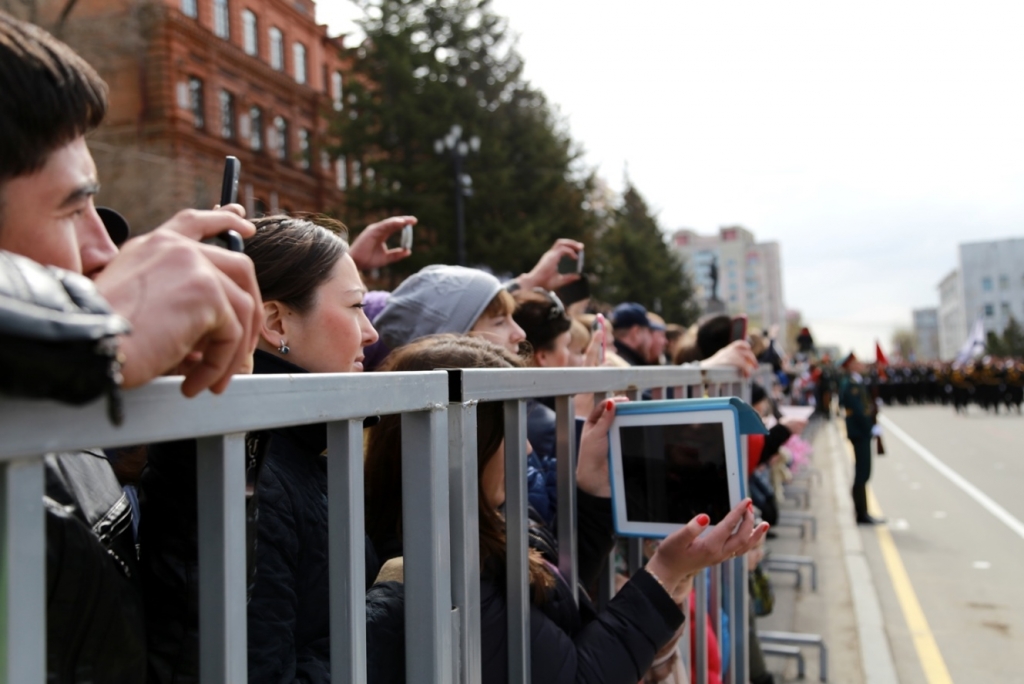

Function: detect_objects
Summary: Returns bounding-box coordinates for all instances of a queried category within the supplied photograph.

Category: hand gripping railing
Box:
[447,365,751,684]
[0,371,452,684]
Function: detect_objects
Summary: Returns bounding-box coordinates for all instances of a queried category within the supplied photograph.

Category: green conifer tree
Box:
[590,182,699,325]
[330,0,596,281]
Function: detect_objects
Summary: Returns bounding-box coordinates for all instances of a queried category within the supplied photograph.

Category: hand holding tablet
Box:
[645,500,770,593]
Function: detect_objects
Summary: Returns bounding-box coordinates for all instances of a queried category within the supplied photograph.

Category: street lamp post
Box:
[434,124,480,266]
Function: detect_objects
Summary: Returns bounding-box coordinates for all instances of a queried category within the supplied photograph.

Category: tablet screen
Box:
[620,422,732,525]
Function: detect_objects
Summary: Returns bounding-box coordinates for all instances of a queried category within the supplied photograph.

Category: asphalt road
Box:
[859,404,1024,684]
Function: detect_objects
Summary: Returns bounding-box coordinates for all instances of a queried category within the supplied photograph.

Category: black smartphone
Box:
[557,250,584,275]
[204,156,244,252]
[730,315,748,343]
[556,273,590,307]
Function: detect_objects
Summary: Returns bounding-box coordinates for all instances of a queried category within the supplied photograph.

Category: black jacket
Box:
[247,350,380,684]
[139,351,378,684]
[46,451,146,683]
[613,340,648,367]
[366,491,683,684]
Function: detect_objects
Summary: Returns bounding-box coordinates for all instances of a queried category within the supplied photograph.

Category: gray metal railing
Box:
[0,364,750,684]
[447,365,750,684]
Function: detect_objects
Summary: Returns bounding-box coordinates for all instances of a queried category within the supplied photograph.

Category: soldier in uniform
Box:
[838,353,885,525]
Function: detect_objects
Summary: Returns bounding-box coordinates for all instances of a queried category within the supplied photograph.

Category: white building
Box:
[938,269,966,361]
[670,226,786,331]
[912,307,940,361]
[935,236,1024,360]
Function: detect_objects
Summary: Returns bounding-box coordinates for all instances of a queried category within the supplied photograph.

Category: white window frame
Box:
[293,42,307,84]
[213,0,230,39]
[242,10,258,56]
[269,28,284,71]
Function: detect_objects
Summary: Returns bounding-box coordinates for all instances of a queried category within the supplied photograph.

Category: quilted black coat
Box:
[246,350,380,684]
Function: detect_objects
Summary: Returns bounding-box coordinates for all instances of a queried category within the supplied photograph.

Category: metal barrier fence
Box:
[0,365,750,684]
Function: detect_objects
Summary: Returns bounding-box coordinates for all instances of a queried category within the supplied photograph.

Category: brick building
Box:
[38,0,353,231]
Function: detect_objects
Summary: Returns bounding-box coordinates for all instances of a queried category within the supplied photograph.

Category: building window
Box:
[332,71,343,111]
[298,128,311,170]
[351,159,361,187]
[219,90,235,139]
[292,43,307,84]
[982,276,993,292]
[188,76,204,129]
[243,10,258,56]
[985,304,994,317]
[335,156,347,190]
[999,274,1009,291]
[182,0,197,18]
[249,106,263,151]
[269,28,284,70]
[273,116,288,161]
[213,0,230,39]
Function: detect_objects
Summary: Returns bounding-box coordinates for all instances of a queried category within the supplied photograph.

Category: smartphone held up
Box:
[204,156,244,252]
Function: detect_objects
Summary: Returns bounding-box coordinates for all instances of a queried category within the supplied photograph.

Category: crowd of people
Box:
[0,13,783,684]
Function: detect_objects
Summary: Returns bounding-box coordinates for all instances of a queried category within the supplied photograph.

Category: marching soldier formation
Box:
[868,358,1024,415]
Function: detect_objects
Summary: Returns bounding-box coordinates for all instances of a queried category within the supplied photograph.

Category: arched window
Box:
[213,0,230,39]
[273,116,288,161]
[269,28,284,70]
[249,106,263,151]
[331,71,343,111]
[242,10,258,56]
[293,43,307,84]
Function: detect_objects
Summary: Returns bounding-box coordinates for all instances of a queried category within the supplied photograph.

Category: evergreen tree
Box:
[988,316,1024,357]
[590,182,699,325]
[331,0,596,282]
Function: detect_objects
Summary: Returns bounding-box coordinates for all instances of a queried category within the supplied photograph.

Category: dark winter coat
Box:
[46,451,146,683]
[246,350,380,684]
[366,491,684,684]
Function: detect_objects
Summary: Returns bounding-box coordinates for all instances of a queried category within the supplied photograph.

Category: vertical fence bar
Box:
[0,457,44,683]
[593,389,614,610]
[503,399,531,683]
[327,420,366,683]
[627,538,643,576]
[449,401,481,684]
[555,395,578,603]
[733,379,751,684]
[402,408,453,684]
[710,563,722,639]
[723,559,737,684]
[197,433,248,684]
[695,567,709,684]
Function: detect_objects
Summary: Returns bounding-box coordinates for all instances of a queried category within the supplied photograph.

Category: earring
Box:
[278,340,290,355]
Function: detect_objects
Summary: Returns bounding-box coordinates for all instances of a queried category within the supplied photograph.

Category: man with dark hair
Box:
[0,11,262,681]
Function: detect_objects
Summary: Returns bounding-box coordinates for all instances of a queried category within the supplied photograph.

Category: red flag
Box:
[875,340,889,367]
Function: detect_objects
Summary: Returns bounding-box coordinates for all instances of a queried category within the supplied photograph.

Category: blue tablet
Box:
[608,398,764,538]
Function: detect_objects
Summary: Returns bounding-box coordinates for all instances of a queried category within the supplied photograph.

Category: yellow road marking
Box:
[840,428,955,684]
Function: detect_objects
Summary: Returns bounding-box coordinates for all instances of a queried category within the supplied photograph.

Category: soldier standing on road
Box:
[839,353,886,525]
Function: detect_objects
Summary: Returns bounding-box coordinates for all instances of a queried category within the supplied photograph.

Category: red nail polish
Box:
[747,500,754,511]
[697,514,710,526]
[605,399,615,411]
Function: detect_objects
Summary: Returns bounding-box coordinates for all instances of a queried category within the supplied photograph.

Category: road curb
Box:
[825,422,902,684]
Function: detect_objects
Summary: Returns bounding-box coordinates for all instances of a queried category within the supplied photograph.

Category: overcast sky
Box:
[318,1,1024,358]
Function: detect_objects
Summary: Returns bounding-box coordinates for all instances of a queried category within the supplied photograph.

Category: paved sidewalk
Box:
[754,418,876,684]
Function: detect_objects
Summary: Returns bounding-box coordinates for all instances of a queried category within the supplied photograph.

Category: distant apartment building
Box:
[670,226,786,331]
[935,236,1024,359]
[37,0,352,232]
[912,307,940,361]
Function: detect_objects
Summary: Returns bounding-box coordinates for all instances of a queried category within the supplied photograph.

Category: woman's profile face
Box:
[535,330,573,368]
[470,314,526,354]
[280,253,379,373]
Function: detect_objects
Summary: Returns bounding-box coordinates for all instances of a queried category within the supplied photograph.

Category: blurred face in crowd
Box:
[0,137,117,276]
[534,330,573,368]
[262,253,378,372]
[619,324,653,358]
[648,329,667,363]
[470,312,526,354]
